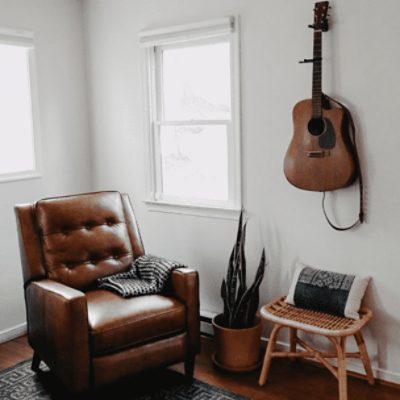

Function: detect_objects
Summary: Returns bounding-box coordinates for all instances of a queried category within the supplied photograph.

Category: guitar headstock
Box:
[313,1,330,32]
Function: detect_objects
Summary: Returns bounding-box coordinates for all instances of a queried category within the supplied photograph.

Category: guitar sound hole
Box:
[308,118,326,136]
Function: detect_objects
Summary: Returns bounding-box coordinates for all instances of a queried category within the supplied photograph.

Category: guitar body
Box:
[284,99,356,192]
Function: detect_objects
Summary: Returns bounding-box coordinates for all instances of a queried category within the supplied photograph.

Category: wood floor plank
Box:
[0,336,32,370]
[1,335,399,399]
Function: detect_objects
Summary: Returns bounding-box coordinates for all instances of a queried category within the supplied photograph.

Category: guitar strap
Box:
[321,94,364,231]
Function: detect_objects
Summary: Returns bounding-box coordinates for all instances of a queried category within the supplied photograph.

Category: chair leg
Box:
[334,337,348,400]
[289,328,297,362]
[354,331,375,385]
[31,352,41,372]
[259,324,281,386]
[184,354,196,382]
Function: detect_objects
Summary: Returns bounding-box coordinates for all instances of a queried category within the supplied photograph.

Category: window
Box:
[140,17,241,217]
[0,29,40,182]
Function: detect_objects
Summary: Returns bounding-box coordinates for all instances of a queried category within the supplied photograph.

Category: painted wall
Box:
[0,0,91,337]
[83,0,400,383]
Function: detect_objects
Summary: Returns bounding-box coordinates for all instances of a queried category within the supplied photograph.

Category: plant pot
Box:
[212,314,262,372]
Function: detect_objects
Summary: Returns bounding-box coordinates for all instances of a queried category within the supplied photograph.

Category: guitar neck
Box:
[312,30,322,119]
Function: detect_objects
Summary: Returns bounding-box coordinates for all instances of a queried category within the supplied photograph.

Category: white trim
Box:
[201,320,214,336]
[144,199,241,220]
[228,16,242,209]
[155,120,230,126]
[361,364,400,385]
[0,27,33,48]
[0,323,27,344]
[142,47,157,201]
[139,17,234,47]
[0,171,41,183]
[0,31,42,183]
[200,310,217,336]
[141,16,242,217]
[27,48,43,179]
[201,310,218,320]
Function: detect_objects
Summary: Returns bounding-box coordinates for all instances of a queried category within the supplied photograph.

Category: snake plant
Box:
[220,211,266,329]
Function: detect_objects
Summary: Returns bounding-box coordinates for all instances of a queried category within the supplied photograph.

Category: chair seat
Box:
[86,290,186,355]
[260,296,372,337]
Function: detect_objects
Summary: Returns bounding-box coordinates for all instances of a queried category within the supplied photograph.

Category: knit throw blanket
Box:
[97,254,185,298]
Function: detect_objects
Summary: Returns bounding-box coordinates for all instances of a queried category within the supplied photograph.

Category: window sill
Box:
[0,171,42,183]
[144,199,241,220]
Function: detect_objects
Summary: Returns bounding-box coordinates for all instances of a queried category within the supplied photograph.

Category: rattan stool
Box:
[258,296,375,400]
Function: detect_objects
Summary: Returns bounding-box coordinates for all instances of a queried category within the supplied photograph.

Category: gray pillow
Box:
[286,262,370,320]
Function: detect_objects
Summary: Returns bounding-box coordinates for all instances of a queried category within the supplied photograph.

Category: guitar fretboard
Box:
[312,30,322,119]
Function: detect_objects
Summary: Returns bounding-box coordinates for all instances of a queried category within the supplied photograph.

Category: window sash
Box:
[151,120,236,207]
[154,35,232,123]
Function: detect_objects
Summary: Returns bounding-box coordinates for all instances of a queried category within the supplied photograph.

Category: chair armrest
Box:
[26,279,90,392]
[170,268,200,353]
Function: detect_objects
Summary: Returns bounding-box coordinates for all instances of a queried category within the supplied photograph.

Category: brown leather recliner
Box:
[14,191,200,393]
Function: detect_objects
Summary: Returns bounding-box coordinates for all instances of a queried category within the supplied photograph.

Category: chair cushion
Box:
[86,290,186,355]
[35,192,134,290]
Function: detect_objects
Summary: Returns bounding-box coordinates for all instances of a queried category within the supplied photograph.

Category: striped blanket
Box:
[97,254,185,298]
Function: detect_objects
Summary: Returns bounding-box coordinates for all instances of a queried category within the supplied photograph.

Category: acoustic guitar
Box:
[284,1,356,192]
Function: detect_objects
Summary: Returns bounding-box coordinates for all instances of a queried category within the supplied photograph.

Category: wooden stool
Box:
[258,296,375,400]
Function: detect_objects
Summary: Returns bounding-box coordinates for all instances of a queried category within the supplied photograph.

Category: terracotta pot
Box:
[212,314,262,372]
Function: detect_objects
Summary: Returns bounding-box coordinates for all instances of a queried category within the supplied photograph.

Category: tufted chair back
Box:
[16,191,144,290]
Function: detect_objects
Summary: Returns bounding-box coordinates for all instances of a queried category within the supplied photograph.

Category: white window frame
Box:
[0,28,42,183]
[140,17,241,219]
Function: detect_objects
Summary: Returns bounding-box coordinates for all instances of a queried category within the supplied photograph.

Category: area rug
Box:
[0,359,248,399]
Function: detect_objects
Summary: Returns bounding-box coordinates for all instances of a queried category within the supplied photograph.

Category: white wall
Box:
[0,0,91,339]
[83,0,400,383]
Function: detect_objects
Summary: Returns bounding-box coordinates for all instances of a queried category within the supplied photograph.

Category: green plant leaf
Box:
[238,221,247,299]
[231,248,266,328]
[220,278,229,323]
[220,210,266,329]
[244,249,266,325]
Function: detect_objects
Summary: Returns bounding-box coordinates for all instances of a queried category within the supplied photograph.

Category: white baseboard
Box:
[201,319,214,336]
[200,309,216,337]
[200,316,400,386]
[0,323,27,344]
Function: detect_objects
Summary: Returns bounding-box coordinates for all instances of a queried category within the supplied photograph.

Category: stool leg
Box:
[289,328,297,362]
[334,337,348,400]
[354,331,375,385]
[259,324,281,386]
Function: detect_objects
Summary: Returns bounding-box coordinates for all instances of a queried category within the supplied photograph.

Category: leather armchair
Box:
[15,191,200,393]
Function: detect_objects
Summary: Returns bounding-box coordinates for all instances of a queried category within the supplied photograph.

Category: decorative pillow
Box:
[285,262,370,319]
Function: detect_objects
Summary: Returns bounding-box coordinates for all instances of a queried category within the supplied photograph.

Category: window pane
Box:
[162,41,231,121]
[0,44,35,175]
[160,125,229,201]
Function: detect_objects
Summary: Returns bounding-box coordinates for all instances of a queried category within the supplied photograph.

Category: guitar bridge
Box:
[306,150,330,158]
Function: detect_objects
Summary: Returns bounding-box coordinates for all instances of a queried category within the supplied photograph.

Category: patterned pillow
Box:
[285,262,370,319]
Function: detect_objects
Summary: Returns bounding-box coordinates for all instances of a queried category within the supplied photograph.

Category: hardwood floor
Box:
[0,335,33,371]
[1,335,400,399]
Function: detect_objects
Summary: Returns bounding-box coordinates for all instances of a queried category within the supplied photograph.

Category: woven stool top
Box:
[260,296,372,337]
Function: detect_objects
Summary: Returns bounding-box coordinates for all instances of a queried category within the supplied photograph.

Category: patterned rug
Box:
[0,359,248,399]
